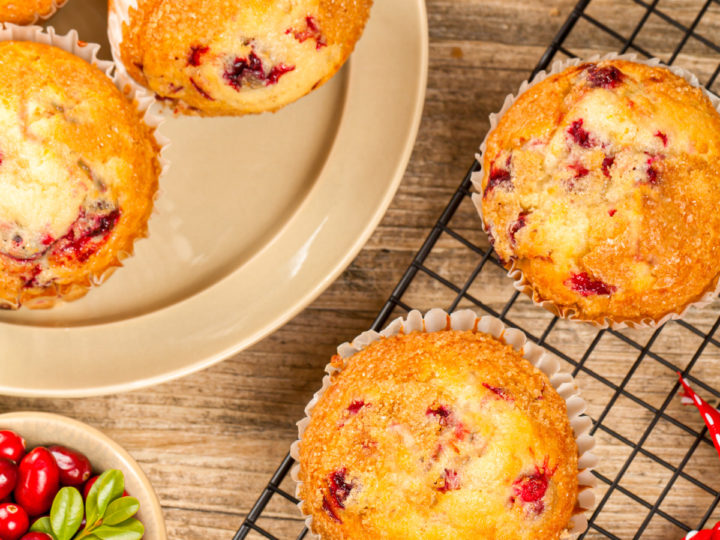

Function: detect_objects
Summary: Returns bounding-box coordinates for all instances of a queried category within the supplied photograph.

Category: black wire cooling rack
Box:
[235,0,720,538]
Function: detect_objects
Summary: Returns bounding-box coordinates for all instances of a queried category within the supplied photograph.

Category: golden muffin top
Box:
[115,0,372,116]
[477,60,720,325]
[298,330,579,540]
[0,41,160,309]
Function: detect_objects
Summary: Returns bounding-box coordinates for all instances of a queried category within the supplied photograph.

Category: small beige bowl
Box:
[0,412,166,539]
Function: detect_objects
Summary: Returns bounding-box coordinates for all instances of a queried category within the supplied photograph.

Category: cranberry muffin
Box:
[110,0,373,116]
[0,0,66,24]
[475,59,720,326]
[0,41,160,309]
[297,329,580,540]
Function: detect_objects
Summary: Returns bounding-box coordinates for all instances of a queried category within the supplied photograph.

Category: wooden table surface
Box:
[6,1,720,539]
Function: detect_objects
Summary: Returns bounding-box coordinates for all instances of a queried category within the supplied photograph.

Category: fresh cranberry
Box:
[565,272,616,296]
[14,448,59,516]
[586,64,625,89]
[426,405,452,426]
[508,212,528,246]
[567,119,594,148]
[83,475,96,499]
[437,469,461,493]
[48,446,91,488]
[0,459,18,500]
[346,400,366,414]
[0,503,29,540]
[601,155,614,178]
[655,131,668,146]
[0,432,26,464]
[21,533,52,540]
[482,383,514,402]
[188,45,209,66]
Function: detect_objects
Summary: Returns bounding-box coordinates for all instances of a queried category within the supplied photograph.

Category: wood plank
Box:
[3,1,719,538]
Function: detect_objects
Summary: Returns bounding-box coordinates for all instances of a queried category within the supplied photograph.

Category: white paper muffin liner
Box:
[0,24,169,305]
[290,308,598,539]
[470,53,720,329]
[107,0,182,117]
[107,0,145,99]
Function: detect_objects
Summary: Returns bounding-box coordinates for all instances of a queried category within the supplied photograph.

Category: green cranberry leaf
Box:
[86,470,125,526]
[30,516,56,536]
[91,518,144,540]
[101,497,140,526]
[51,487,84,540]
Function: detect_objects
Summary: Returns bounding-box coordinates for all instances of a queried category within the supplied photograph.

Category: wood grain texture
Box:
[7,0,720,538]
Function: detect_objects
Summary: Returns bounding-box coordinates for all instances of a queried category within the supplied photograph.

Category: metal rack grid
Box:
[235,0,720,538]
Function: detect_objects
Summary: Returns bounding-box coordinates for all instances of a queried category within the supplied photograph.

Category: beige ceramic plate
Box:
[0,1,427,396]
[0,412,166,538]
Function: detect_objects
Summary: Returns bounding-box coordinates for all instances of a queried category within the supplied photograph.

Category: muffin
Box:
[474,59,720,326]
[0,40,160,309]
[0,0,66,24]
[109,0,373,116]
[296,317,583,539]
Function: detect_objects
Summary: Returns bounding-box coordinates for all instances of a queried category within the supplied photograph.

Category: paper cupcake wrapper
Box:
[0,24,169,309]
[107,0,137,93]
[470,53,720,329]
[290,308,598,539]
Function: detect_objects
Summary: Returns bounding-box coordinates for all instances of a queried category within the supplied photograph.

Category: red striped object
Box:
[678,374,720,540]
